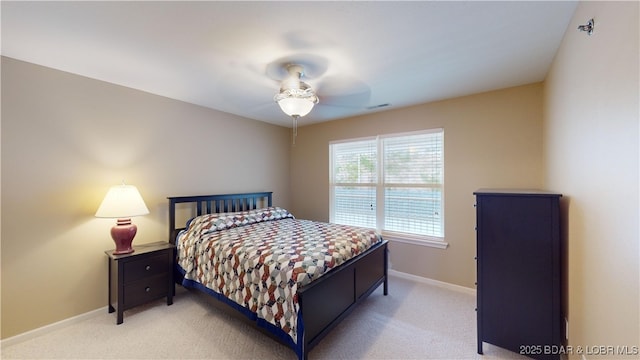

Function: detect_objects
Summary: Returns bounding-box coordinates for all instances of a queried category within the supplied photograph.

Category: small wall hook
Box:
[577,18,594,36]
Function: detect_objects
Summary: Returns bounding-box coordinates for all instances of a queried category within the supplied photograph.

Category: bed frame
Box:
[168,192,388,360]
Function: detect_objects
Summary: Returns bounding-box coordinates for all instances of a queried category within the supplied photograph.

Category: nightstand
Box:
[105,242,175,324]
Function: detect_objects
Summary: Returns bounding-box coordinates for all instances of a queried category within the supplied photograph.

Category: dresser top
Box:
[474,189,562,197]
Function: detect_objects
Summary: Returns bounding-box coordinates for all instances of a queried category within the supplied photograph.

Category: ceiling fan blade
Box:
[316,76,371,108]
[265,54,329,81]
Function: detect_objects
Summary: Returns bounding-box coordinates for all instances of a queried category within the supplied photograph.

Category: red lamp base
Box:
[111,218,137,255]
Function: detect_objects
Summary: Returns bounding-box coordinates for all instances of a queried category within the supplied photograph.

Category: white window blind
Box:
[382,131,443,237]
[330,139,377,228]
[330,129,444,242]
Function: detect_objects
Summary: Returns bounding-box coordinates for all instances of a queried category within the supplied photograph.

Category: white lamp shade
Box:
[95,184,149,218]
[277,97,315,117]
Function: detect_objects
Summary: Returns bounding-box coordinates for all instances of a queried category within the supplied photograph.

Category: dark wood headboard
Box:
[167,192,273,243]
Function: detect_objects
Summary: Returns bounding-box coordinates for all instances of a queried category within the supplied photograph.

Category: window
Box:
[330,129,446,248]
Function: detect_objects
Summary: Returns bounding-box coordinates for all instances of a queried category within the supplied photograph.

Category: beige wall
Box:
[291,83,544,288]
[543,1,639,357]
[0,57,291,339]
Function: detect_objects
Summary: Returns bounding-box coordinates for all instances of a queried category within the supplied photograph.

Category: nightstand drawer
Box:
[123,274,170,308]
[123,253,169,283]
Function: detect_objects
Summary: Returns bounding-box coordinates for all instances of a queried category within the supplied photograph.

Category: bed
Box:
[168,192,388,360]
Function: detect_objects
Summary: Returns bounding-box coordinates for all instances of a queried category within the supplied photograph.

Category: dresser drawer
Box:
[123,253,169,283]
[123,274,170,308]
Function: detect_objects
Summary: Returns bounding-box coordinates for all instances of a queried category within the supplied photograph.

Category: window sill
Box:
[381,232,449,249]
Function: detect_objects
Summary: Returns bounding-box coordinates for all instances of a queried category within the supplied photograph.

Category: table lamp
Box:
[95,183,149,254]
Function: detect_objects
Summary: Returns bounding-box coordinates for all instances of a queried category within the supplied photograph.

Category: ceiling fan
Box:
[265,55,371,142]
[273,63,319,118]
[221,54,371,142]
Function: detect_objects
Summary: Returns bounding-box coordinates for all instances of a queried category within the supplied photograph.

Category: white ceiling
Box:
[1,1,578,128]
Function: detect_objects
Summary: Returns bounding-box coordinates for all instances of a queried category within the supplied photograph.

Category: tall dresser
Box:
[474,189,562,360]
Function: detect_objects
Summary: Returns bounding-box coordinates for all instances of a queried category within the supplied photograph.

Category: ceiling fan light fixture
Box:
[274,85,319,117]
[276,97,315,117]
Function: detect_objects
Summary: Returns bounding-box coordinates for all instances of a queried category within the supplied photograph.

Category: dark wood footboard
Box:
[167,192,388,360]
[298,240,388,358]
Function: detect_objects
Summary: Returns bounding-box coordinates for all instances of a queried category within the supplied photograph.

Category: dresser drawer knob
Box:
[145,287,151,293]
[145,265,151,271]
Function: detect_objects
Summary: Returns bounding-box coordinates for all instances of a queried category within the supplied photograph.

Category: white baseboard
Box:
[389,269,477,296]
[1,306,108,348]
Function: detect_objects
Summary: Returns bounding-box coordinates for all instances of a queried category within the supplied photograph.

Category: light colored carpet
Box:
[1,274,530,359]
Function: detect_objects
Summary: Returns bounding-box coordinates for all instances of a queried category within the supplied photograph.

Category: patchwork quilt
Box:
[176,207,382,343]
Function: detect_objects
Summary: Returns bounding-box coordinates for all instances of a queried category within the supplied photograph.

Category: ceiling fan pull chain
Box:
[292,115,298,145]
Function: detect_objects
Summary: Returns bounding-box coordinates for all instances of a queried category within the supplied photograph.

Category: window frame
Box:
[329,129,448,249]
